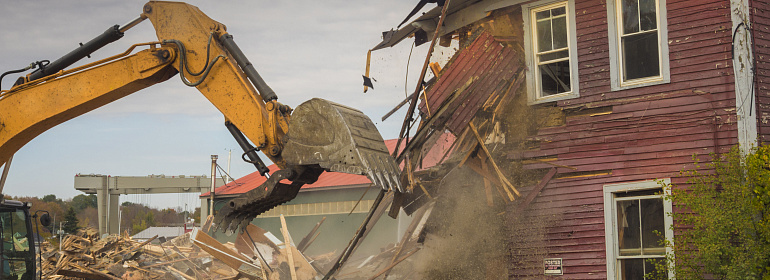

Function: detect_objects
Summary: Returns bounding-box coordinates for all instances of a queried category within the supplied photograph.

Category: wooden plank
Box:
[167,266,196,280]
[279,214,298,280]
[297,216,326,253]
[469,122,519,198]
[191,229,254,272]
[201,214,214,232]
[467,154,507,200]
[516,168,557,212]
[58,268,120,280]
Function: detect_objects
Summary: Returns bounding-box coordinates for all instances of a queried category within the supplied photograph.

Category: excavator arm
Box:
[0,1,401,233]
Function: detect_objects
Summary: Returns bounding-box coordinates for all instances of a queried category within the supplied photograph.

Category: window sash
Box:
[603,180,673,280]
[532,2,572,98]
[615,0,663,85]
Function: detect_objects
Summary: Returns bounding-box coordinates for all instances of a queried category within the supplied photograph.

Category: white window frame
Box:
[523,0,580,104]
[603,179,674,280]
[607,0,670,91]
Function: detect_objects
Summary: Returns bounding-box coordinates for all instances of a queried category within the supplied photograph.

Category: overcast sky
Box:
[0,0,442,210]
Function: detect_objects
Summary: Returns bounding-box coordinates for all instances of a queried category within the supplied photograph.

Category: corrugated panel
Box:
[420,31,520,134]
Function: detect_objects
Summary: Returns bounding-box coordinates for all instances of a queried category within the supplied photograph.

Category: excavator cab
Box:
[0,200,36,280]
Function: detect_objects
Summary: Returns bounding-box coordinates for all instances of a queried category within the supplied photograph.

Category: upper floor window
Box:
[524,0,579,104]
[608,0,670,90]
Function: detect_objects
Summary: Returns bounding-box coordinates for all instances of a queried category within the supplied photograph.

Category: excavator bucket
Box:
[214,98,402,233]
[282,98,403,192]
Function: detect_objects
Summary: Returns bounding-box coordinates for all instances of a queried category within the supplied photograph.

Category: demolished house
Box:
[365,0,768,279]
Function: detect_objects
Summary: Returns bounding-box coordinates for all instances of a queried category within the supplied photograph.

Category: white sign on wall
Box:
[545,258,563,275]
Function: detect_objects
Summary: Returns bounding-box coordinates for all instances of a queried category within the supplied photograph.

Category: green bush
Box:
[657,146,770,279]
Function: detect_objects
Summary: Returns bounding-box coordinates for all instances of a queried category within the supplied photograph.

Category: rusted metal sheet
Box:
[420,31,520,134]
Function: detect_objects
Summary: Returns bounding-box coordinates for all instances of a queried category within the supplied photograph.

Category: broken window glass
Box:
[533,2,571,97]
[619,0,661,82]
[539,61,571,95]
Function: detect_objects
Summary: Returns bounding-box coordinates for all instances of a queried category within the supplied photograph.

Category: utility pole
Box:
[209,155,218,216]
[227,149,232,184]
[59,222,63,251]
[118,207,122,234]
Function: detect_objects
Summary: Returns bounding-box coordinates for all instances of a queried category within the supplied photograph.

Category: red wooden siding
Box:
[419,31,521,134]
[505,0,738,278]
[753,0,770,143]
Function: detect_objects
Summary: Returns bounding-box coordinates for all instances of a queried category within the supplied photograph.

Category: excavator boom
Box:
[0,1,401,236]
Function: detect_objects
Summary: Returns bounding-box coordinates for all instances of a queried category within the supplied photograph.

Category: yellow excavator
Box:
[0,2,401,278]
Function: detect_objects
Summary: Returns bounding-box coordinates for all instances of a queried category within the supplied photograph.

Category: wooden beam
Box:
[516,168,557,212]
[167,266,196,280]
[466,155,507,201]
[469,122,519,198]
[191,229,255,272]
[279,214,298,280]
[297,216,326,253]
[58,268,119,280]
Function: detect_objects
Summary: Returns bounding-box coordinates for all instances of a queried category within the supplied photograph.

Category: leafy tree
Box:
[77,207,98,229]
[70,194,97,211]
[62,207,80,234]
[657,146,770,279]
[193,207,201,224]
[13,196,64,235]
[42,194,61,203]
[129,208,157,234]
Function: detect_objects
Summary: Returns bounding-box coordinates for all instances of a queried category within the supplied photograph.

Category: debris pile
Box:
[39,227,236,279]
[38,215,328,280]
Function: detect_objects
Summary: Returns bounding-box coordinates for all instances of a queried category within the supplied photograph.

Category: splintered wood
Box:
[39,226,244,280]
[38,220,329,280]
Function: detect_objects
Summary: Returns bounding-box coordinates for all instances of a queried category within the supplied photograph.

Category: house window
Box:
[607,0,670,90]
[603,180,673,279]
[524,0,579,104]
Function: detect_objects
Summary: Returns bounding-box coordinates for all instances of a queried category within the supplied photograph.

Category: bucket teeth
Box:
[212,98,404,233]
[282,98,403,192]
[213,169,306,233]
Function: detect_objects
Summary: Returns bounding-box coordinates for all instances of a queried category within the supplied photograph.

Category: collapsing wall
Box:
[382,6,569,277]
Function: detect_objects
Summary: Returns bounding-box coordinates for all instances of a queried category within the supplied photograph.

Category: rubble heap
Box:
[39,228,239,279]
